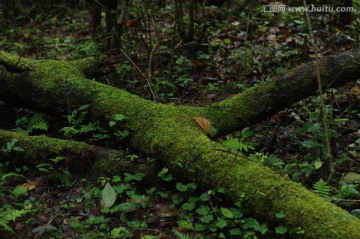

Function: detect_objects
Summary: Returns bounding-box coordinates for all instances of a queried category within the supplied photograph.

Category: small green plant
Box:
[14,112,48,135]
[222,128,255,155]
[334,181,360,207]
[141,235,159,239]
[312,179,331,199]
[116,63,132,80]
[109,113,129,140]
[173,230,193,239]
[173,55,193,87]
[60,104,94,137]
[275,212,288,235]
[1,139,25,156]
[60,105,113,142]
[1,139,25,172]
[36,156,72,186]
[0,204,31,233]
[249,151,285,170]
[228,47,254,76]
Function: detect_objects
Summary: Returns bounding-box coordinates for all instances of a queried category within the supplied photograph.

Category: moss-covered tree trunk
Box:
[1,50,360,238]
[0,129,153,176]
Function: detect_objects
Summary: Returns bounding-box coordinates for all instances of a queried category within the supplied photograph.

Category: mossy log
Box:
[0,129,153,176]
[1,50,360,238]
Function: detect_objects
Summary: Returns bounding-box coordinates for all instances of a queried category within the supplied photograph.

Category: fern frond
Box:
[312,179,331,199]
[141,235,159,239]
[31,121,48,131]
[29,113,45,126]
[173,230,193,239]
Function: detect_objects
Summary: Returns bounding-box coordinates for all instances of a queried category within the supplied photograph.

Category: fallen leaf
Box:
[22,182,37,191]
[194,117,212,133]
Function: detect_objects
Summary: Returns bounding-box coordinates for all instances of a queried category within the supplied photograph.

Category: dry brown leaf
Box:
[21,182,37,191]
[351,84,360,95]
[194,116,212,133]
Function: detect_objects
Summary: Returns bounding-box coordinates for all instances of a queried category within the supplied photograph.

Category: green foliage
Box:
[36,156,72,186]
[46,36,101,60]
[101,182,117,208]
[222,128,255,154]
[249,151,285,170]
[334,182,360,207]
[275,225,288,235]
[1,139,24,155]
[141,235,159,239]
[60,105,129,143]
[157,167,174,182]
[60,104,94,137]
[110,227,132,238]
[0,205,30,233]
[312,179,331,199]
[174,55,193,87]
[109,113,129,140]
[14,113,48,135]
[116,63,132,80]
[173,230,193,239]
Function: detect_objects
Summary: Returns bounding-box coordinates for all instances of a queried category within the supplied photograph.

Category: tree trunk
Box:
[1,50,360,238]
[0,129,153,176]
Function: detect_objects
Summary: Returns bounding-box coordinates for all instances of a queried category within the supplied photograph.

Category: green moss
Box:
[0,129,95,157]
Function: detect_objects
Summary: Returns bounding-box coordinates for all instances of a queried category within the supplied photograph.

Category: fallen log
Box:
[1,50,360,238]
[0,129,152,176]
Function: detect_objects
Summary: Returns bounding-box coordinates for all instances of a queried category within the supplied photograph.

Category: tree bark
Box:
[1,50,360,238]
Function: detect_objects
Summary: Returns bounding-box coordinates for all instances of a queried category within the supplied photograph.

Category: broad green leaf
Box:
[275,225,288,234]
[229,228,241,235]
[306,123,321,133]
[78,104,90,111]
[241,128,253,139]
[116,202,136,212]
[314,160,323,169]
[200,214,213,223]
[223,38,231,44]
[182,202,195,211]
[343,172,360,183]
[196,205,211,215]
[124,172,145,182]
[114,114,126,121]
[216,217,228,229]
[222,138,241,150]
[200,192,210,201]
[12,185,27,197]
[301,140,322,148]
[176,182,188,192]
[101,182,116,208]
[209,127,218,137]
[220,207,234,218]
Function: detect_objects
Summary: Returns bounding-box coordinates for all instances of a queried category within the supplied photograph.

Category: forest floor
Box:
[0,1,359,239]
